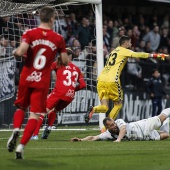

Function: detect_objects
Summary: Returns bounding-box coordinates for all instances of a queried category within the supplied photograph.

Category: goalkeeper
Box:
[84,35,169,132]
[72,108,170,142]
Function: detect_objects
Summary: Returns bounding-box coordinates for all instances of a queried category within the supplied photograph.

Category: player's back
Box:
[20,27,66,88]
[98,46,132,82]
[52,61,82,101]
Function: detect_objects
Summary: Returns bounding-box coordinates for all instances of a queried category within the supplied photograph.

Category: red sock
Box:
[48,111,56,126]
[33,115,44,136]
[20,119,38,145]
[13,109,25,129]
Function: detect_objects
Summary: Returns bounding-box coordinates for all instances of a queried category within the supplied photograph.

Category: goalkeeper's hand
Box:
[152,53,169,60]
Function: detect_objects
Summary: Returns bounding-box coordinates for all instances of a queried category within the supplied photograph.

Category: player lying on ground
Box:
[31,48,86,140]
[71,108,170,142]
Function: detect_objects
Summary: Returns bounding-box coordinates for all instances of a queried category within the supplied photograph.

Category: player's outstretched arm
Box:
[70,136,101,142]
[149,53,169,60]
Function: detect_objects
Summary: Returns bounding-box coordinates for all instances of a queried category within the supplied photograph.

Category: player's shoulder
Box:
[51,31,64,39]
[22,28,36,35]
[115,119,126,125]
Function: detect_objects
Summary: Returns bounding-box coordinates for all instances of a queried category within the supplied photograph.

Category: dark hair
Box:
[66,48,74,56]
[152,69,159,74]
[103,117,112,127]
[40,6,55,23]
[119,35,130,46]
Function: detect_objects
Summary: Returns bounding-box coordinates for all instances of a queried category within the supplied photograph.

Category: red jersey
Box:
[20,27,66,88]
[51,61,86,101]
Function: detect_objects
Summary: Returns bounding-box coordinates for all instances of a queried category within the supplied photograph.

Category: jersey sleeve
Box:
[122,48,149,59]
[21,30,31,45]
[97,130,113,140]
[115,119,126,129]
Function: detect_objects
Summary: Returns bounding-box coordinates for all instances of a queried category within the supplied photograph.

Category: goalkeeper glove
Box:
[152,53,169,60]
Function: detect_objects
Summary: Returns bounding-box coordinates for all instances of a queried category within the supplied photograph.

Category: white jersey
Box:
[98,117,163,141]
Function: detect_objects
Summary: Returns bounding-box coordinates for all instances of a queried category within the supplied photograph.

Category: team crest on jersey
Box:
[42,31,47,36]
[65,89,75,98]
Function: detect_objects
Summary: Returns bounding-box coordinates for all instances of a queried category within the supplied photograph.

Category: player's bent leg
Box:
[159,132,169,140]
[84,106,94,123]
[41,126,52,139]
[144,116,162,136]
[31,114,45,140]
[41,111,56,139]
[7,129,20,152]
[109,102,122,120]
[7,108,25,152]
[93,105,109,113]
[84,105,109,123]
[159,108,170,120]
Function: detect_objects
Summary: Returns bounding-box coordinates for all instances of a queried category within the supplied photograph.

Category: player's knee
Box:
[160,133,169,140]
[16,106,26,113]
[114,102,123,110]
[102,105,109,112]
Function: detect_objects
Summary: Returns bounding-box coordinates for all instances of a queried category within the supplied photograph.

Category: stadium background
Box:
[1,0,170,128]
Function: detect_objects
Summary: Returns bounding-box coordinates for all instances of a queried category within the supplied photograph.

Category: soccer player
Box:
[71,108,170,142]
[31,48,86,140]
[84,35,168,131]
[7,6,68,159]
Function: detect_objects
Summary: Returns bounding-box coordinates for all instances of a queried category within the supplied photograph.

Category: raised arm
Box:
[131,52,169,60]
[60,52,68,66]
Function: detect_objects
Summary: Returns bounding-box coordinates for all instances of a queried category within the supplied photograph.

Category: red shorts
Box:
[14,84,48,114]
[47,92,72,111]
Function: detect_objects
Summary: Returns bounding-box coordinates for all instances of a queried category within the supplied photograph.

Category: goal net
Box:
[0,0,104,129]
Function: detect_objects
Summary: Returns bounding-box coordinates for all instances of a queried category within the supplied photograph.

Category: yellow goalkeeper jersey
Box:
[98,46,149,82]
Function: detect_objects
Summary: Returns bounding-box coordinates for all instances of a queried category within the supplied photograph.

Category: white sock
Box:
[14,128,20,132]
[160,108,170,118]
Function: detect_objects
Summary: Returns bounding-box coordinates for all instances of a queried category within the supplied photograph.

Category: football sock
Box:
[33,115,44,136]
[48,111,56,126]
[93,105,108,113]
[109,103,122,120]
[13,109,25,129]
[20,119,38,145]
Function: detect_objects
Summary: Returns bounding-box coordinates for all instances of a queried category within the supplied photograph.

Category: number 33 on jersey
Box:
[51,61,86,101]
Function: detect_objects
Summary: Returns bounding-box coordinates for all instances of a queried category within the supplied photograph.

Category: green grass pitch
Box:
[0,127,170,170]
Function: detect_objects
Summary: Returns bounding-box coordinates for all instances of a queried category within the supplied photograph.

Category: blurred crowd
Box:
[1,8,170,90]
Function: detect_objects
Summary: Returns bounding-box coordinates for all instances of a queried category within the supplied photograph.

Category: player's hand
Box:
[153,53,169,60]
[114,139,121,142]
[70,137,81,142]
